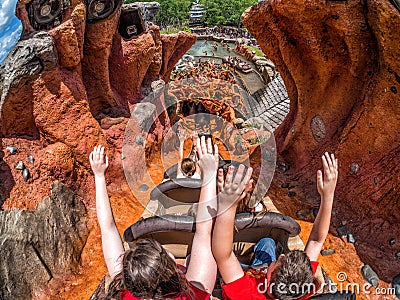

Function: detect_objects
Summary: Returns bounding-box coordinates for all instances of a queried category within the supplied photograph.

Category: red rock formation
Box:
[160,32,197,82]
[49,4,86,68]
[32,69,106,168]
[109,32,156,106]
[15,0,34,35]
[144,24,163,83]
[1,0,196,204]
[243,0,400,284]
[82,8,120,114]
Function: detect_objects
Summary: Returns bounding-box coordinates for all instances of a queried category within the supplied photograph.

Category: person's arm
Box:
[212,164,253,284]
[189,131,198,161]
[176,129,186,176]
[89,145,124,279]
[186,136,218,293]
[305,152,338,261]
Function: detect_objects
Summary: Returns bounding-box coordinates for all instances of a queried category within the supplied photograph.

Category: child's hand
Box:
[317,152,338,198]
[90,145,109,178]
[217,164,253,207]
[197,136,218,181]
[178,128,186,144]
[191,131,198,146]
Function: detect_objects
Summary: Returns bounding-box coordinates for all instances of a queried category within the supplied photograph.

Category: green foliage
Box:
[244,45,264,56]
[199,0,258,27]
[124,0,258,28]
[247,135,268,145]
[126,0,192,28]
[244,122,262,129]
[183,25,192,33]
[161,25,192,34]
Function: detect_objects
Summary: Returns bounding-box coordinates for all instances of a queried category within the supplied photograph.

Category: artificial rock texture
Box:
[0,0,195,297]
[0,182,88,300]
[243,0,400,283]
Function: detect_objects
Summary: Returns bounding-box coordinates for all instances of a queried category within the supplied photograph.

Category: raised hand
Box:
[305,152,339,261]
[317,152,338,198]
[90,145,124,279]
[197,136,219,181]
[89,145,109,178]
[217,164,253,208]
[212,164,254,284]
[178,128,186,144]
[191,130,198,143]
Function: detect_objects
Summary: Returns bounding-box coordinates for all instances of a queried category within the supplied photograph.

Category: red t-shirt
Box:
[120,282,210,300]
[119,264,210,300]
[222,261,319,300]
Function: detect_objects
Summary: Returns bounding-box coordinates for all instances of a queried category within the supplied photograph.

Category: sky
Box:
[0,0,22,64]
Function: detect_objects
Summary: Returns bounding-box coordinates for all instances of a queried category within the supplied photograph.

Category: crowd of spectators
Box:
[171,60,236,83]
[193,26,257,43]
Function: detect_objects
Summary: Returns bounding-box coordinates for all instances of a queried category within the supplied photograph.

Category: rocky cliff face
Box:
[243,0,400,283]
[0,0,195,297]
[0,182,88,299]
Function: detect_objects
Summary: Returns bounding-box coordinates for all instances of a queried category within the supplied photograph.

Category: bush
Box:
[125,0,258,28]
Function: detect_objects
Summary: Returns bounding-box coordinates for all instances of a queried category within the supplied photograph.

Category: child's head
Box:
[181,158,196,177]
[269,250,314,300]
[107,238,193,299]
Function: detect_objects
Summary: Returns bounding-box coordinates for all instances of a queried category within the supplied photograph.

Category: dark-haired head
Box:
[107,238,193,299]
[270,250,314,300]
[181,158,196,177]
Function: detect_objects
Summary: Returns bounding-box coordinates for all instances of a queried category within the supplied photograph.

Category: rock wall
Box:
[0,0,196,297]
[242,0,400,282]
[0,182,88,300]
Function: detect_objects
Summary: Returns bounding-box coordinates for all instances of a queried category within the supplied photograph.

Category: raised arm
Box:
[186,136,218,293]
[89,145,124,279]
[212,164,253,284]
[305,152,338,261]
[176,129,186,176]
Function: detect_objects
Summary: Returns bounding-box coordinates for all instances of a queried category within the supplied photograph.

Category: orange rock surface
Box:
[243,0,400,295]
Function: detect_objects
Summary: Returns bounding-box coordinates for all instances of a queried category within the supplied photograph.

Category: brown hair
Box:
[270,250,314,300]
[181,158,196,177]
[106,238,194,300]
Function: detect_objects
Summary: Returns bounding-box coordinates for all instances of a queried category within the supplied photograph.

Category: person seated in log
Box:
[212,152,338,300]
[89,137,219,299]
[177,129,201,180]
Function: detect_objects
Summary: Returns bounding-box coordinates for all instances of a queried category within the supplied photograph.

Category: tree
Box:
[125,0,192,28]
[124,0,258,28]
[200,0,257,27]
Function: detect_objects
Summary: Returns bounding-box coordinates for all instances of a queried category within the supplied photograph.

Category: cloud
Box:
[0,18,22,64]
[0,0,18,28]
[0,0,22,64]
